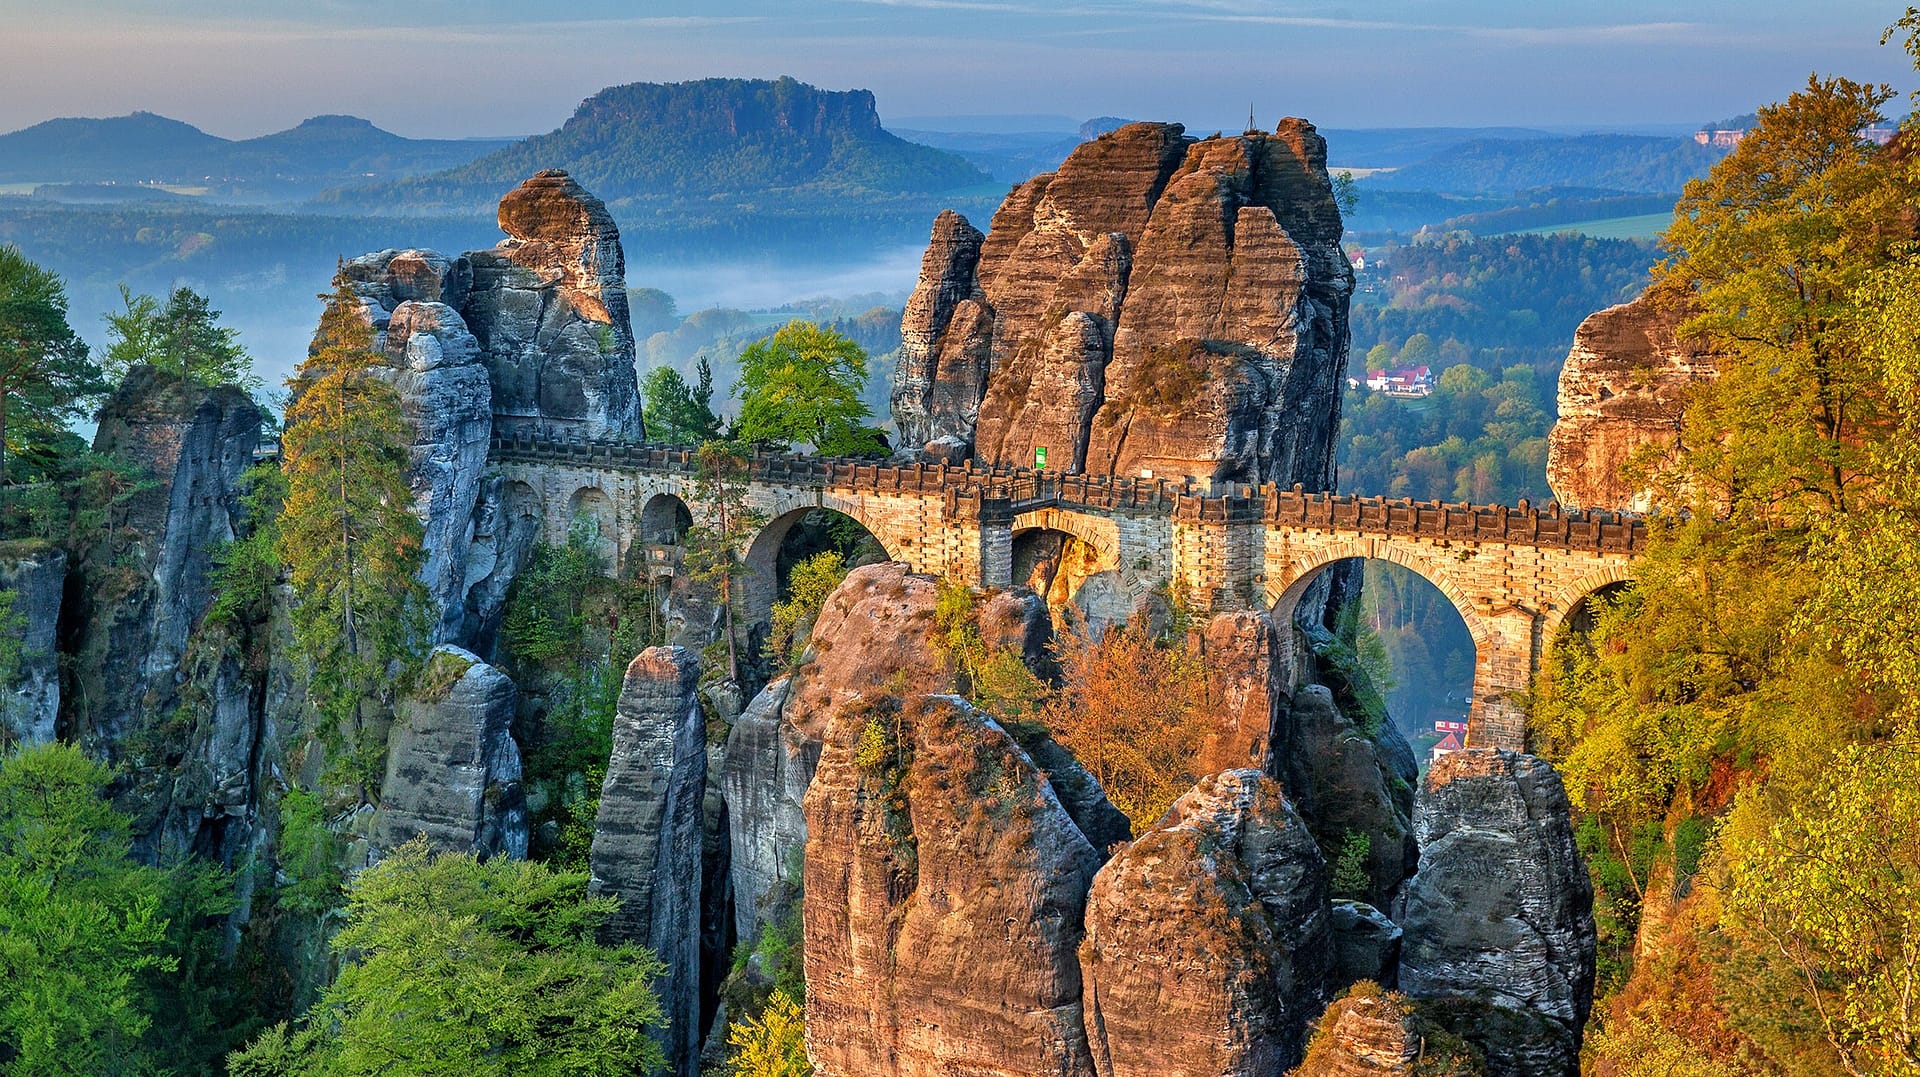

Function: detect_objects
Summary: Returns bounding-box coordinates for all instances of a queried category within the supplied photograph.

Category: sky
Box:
[1,1,1915,139]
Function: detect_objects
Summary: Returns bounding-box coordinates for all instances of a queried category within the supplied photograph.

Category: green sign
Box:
[1034,446,1048,469]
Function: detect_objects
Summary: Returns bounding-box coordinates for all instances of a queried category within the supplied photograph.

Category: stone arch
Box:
[1540,563,1638,644]
[567,485,619,571]
[742,505,896,634]
[638,492,693,546]
[1011,508,1130,636]
[1266,539,1491,648]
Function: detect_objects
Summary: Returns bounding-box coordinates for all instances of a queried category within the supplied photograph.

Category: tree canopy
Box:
[228,838,666,1077]
[641,359,721,445]
[102,284,256,389]
[732,321,882,455]
[0,245,102,500]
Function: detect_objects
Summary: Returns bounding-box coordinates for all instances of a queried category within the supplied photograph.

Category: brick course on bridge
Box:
[488,433,1643,750]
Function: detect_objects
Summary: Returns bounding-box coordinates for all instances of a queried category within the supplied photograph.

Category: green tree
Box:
[733,321,881,455]
[102,284,256,389]
[0,742,233,1074]
[0,245,104,518]
[768,551,846,670]
[227,837,666,1077]
[278,269,427,792]
[1653,74,1912,519]
[641,360,721,445]
[684,441,767,685]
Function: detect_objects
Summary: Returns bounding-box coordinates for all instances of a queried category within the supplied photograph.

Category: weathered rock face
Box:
[1293,988,1489,1077]
[373,645,527,859]
[1080,769,1332,1076]
[381,301,493,643]
[894,119,1352,488]
[804,694,1100,1077]
[721,676,812,944]
[590,647,709,1077]
[1546,292,1717,512]
[893,210,988,456]
[1330,900,1403,990]
[0,549,65,748]
[1400,749,1596,1076]
[70,367,265,854]
[463,170,644,441]
[1279,678,1418,911]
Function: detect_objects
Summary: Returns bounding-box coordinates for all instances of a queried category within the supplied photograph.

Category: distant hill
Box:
[1362,134,1726,195]
[0,111,509,198]
[326,76,995,215]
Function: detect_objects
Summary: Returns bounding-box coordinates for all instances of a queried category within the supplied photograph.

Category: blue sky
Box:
[2,0,1914,139]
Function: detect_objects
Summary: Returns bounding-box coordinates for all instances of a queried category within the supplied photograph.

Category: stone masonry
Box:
[488,433,1641,749]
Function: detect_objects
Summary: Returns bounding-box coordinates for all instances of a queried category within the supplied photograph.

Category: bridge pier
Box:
[1467,607,1542,750]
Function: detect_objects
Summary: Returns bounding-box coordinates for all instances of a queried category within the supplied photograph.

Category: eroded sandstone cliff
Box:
[893,120,1353,487]
[1546,291,1717,512]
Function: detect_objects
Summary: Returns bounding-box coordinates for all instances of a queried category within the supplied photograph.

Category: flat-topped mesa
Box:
[893,119,1353,488]
[1546,291,1717,513]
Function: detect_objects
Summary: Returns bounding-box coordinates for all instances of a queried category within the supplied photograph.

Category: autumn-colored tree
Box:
[1042,621,1212,829]
[278,269,426,790]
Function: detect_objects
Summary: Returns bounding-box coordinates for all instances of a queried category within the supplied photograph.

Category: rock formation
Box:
[894,120,1352,488]
[803,694,1101,1077]
[1546,291,1716,512]
[590,647,709,1077]
[373,645,527,859]
[1330,900,1403,990]
[1080,769,1333,1076]
[1293,986,1484,1077]
[382,300,493,644]
[1400,749,1596,1076]
[0,548,64,747]
[721,676,811,944]
[339,170,647,647]
[68,367,266,854]
[465,170,644,441]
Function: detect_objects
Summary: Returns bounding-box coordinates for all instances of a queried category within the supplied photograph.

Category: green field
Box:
[1516,211,1673,240]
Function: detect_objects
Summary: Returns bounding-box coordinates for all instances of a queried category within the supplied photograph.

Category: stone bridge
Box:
[488,433,1646,749]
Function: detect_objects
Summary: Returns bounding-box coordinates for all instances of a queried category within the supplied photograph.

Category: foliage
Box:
[0,588,21,695]
[501,520,610,668]
[1714,741,1920,1074]
[733,321,881,455]
[0,742,235,1075]
[0,244,105,526]
[1042,621,1212,830]
[1586,1008,1738,1077]
[274,787,343,915]
[277,268,428,794]
[228,837,666,1077]
[640,359,721,445]
[102,284,257,389]
[722,989,811,1077]
[768,551,846,670]
[1330,831,1373,901]
[206,461,287,635]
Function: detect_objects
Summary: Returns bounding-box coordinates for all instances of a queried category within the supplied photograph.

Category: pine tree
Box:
[277,269,426,792]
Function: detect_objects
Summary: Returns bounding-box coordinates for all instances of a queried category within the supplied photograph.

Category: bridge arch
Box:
[1265,539,1491,649]
[567,485,619,571]
[742,505,895,639]
[1541,564,1638,644]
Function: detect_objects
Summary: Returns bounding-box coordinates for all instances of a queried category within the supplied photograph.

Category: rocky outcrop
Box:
[1279,679,1417,911]
[1400,749,1595,1076]
[373,645,527,859]
[0,548,64,748]
[1080,769,1332,1076]
[70,367,265,854]
[1546,292,1716,512]
[381,300,492,643]
[1294,986,1485,1077]
[722,676,812,944]
[590,647,709,1077]
[893,210,989,458]
[804,694,1100,1077]
[464,170,644,441]
[1331,900,1402,990]
[894,119,1352,488]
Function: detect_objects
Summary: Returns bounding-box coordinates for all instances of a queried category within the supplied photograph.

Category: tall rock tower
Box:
[891,120,1352,489]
